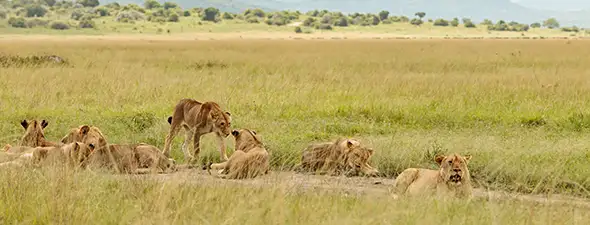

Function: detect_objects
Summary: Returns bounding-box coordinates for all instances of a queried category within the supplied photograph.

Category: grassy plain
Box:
[1,37,590,224]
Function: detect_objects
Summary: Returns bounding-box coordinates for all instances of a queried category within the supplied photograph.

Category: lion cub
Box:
[393,153,473,199]
[208,129,270,179]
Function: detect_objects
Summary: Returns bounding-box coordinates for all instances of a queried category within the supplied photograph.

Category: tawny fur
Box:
[60,125,176,174]
[295,138,379,177]
[31,142,94,169]
[4,119,59,154]
[162,99,232,164]
[208,129,270,179]
[393,153,473,199]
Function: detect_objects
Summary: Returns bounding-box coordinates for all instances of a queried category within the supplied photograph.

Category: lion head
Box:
[435,153,472,185]
[210,105,232,138]
[60,125,106,152]
[66,142,95,168]
[18,119,49,147]
[341,139,379,177]
[231,128,262,152]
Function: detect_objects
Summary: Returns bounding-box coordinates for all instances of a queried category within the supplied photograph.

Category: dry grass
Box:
[1,38,590,224]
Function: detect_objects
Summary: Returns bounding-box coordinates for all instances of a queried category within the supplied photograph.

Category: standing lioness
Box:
[162,99,232,164]
[393,153,473,199]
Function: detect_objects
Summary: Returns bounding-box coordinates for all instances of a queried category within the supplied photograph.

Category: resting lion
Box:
[0,142,93,169]
[295,138,379,177]
[393,153,473,199]
[4,119,59,154]
[31,142,94,169]
[60,125,176,174]
[162,99,232,164]
[208,129,269,179]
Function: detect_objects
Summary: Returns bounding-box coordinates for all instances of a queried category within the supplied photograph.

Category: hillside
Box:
[101,0,590,27]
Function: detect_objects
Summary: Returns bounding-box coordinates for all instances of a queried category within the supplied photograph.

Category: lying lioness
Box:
[393,153,473,199]
[208,128,270,179]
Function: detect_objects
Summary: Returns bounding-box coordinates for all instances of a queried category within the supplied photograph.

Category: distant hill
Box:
[101,0,590,27]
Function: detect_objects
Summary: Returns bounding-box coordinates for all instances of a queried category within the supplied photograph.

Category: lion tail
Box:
[392,168,420,195]
[167,116,172,124]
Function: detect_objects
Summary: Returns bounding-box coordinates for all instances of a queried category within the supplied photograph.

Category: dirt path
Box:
[125,166,590,208]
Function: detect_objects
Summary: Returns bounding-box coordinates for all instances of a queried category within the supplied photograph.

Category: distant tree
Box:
[294,26,302,33]
[464,20,476,28]
[368,14,379,25]
[162,2,178,10]
[378,10,389,21]
[43,0,56,7]
[410,18,423,26]
[450,18,459,27]
[168,12,179,22]
[481,19,493,26]
[25,4,47,17]
[461,18,470,24]
[561,26,579,32]
[530,22,541,28]
[200,7,219,22]
[244,8,265,18]
[333,17,348,26]
[77,0,99,7]
[222,12,233,19]
[433,19,449,26]
[143,0,160,9]
[543,18,559,29]
[183,10,190,17]
[414,12,425,19]
[399,16,409,22]
[306,9,319,17]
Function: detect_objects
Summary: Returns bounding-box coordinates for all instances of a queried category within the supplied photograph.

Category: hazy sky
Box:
[511,0,590,10]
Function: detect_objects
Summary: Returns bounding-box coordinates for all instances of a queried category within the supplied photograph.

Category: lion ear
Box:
[231,130,239,136]
[347,140,354,148]
[435,155,446,165]
[463,155,472,163]
[80,126,90,135]
[20,120,29,129]
[73,142,80,152]
[41,120,49,129]
[367,148,374,155]
[225,111,231,117]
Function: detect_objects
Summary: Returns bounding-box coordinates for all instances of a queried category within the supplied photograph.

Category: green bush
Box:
[0,9,7,19]
[410,18,423,26]
[25,18,49,28]
[8,17,27,28]
[433,19,449,26]
[168,13,179,22]
[79,19,95,28]
[95,7,110,17]
[49,21,69,30]
[317,23,332,30]
[183,10,191,17]
[294,26,302,33]
[25,4,47,17]
[200,7,219,22]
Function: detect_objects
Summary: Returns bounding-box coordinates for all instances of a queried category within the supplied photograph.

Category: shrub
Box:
[200,7,219,22]
[78,0,99,7]
[116,10,145,22]
[530,22,541,28]
[25,4,47,17]
[163,2,178,10]
[245,16,259,23]
[450,18,459,27]
[561,26,579,32]
[244,8,265,18]
[333,17,348,27]
[410,18,423,26]
[95,7,109,17]
[222,12,233,20]
[25,18,49,28]
[70,9,84,20]
[294,26,302,33]
[378,10,389,21]
[144,0,161,9]
[433,19,449,26]
[79,19,95,28]
[317,23,332,30]
[0,9,7,19]
[8,17,27,28]
[464,21,476,28]
[183,10,191,17]
[303,17,315,26]
[367,15,379,25]
[49,21,69,30]
[168,13,179,22]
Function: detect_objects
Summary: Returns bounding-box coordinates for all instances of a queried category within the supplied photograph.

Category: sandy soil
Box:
[0,32,584,42]
[121,165,590,208]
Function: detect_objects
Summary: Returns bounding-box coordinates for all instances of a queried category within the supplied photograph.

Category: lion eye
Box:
[220,122,225,126]
[448,160,453,164]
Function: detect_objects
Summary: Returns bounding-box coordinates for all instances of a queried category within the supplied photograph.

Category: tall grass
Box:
[1,39,590,202]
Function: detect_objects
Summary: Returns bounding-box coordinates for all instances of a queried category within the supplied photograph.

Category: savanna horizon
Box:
[1,38,590,224]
